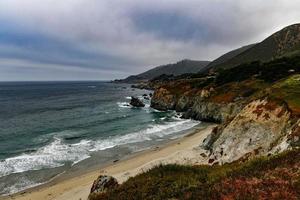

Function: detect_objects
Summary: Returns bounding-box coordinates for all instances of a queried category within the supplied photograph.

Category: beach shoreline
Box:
[2,124,216,200]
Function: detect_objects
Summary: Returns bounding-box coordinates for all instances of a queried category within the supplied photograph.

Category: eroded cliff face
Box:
[151,80,299,164]
[183,100,242,123]
[151,87,176,111]
[207,99,294,164]
[151,87,243,123]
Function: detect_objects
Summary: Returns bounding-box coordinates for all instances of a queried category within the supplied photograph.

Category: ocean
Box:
[0,81,199,195]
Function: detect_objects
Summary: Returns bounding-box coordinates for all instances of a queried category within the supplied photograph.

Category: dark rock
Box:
[200,153,207,158]
[144,96,150,100]
[143,94,148,97]
[89,175,118,199]
[130,96,145,107]
[149,93,153,97]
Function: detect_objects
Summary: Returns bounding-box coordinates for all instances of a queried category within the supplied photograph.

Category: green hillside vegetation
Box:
[90,149,300,200]
[271,74,300,114]
[215,55,300,85]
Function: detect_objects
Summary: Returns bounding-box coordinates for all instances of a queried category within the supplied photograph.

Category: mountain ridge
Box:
[116,59,210,83]
[201,43,256,72]
[207,23,300,71]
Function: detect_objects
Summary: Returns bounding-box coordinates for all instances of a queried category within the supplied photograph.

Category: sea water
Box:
[0,81,199,195]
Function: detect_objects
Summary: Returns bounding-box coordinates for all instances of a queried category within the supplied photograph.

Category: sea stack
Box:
[130,96,145,107]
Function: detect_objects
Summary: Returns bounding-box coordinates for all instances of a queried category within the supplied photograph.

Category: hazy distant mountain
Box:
[119,59,210,83]
[201,44,255,72]
[207,23,300,71]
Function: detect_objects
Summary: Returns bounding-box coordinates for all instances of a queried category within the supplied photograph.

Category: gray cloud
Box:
[0,0,299,81]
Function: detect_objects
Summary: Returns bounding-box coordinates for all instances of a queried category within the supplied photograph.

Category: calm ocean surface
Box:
[0,81,199,195]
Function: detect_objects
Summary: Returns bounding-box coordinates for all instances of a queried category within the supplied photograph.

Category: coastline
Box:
[3,124,216,200]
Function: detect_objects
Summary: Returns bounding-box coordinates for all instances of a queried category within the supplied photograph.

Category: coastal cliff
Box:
[150,57,300,164]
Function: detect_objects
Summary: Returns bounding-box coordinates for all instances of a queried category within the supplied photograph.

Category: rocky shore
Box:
[150,74,300,164]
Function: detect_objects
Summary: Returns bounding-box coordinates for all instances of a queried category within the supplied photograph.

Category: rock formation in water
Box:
[130,96,145,107]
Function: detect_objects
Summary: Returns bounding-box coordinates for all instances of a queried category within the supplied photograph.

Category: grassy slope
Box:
[271,74,300,115]
[91,149,300,200]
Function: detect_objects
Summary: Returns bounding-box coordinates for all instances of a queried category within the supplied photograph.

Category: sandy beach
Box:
[3,124,215,200]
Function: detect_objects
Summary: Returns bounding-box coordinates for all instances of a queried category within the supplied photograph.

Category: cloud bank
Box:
[0,0,300,80]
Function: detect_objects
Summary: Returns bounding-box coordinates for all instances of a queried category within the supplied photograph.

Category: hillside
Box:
[208,23,300,71]
[118,59,210,83]
[90,149,300,200]
[201,44,255,72]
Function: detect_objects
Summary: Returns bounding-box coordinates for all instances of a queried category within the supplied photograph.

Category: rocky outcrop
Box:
[130,96,145,107]
[151,81,298,165]
[206,99,294,164]
[151,87,242,122]
[151,88,176,111]
[88,175,118,199]
[183,100,242,123]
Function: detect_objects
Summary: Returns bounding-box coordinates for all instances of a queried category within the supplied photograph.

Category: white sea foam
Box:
[117,102,131,108]
[0,138,91,178]
[87,86,96,88]
[0,177,43,196]
[90,119,198,151]
[0,118,198,181]
[152,109,163,112]
[125,96,132,100]
[144,103,150,108]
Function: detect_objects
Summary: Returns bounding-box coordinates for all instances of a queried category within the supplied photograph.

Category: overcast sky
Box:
[0,0,300,81]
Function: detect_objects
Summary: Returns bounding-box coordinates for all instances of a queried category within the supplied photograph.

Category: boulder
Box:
[130,96,145,107]
[89,175,118,199]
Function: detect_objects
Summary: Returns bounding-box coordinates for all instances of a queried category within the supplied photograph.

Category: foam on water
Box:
[88,119,198,151]
[0,119,198,179]
[87,86,96,88]
[0,138,91,178]
[0,177,43,195]
[117,102,131,108]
